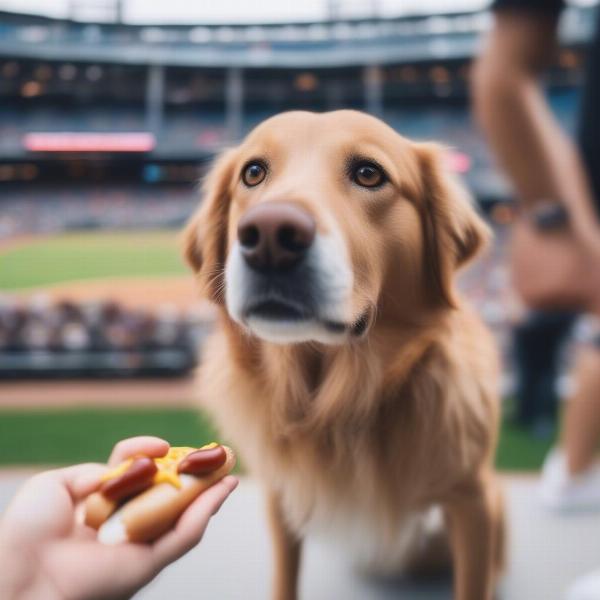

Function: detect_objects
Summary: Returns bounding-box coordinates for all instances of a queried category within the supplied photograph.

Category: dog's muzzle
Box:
[226,202,360,344]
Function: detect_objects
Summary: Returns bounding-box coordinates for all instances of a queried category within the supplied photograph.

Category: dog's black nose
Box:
[237,203,316,272]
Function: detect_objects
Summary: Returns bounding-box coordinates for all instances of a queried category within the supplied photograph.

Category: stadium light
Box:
[21,81,43,97]
[58,64,78,81]
[33,65,53,81]
[294,73,318,92]
[85,65,103,81]
[1,62,19,78]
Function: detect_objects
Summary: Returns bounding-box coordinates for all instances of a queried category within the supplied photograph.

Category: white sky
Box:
[0,0,596,24]
[0,0,489,24]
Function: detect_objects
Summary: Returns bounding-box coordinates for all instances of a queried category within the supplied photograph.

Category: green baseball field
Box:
[0,230,186,291]
[0,230,554,470]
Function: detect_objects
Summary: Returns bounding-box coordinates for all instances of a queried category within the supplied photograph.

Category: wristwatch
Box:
[529,201,570,231]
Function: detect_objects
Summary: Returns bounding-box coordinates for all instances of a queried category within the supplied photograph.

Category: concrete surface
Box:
[1,472,599,600]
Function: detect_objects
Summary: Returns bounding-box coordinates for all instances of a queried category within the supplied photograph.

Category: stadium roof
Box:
[1,0,478,24]
[0,0,595,25]
[0,0,520,25]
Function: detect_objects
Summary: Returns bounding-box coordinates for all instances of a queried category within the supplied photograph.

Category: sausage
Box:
[101,457,158,501]
[84,457,158,529]
[97,446,236,544]
[177,446,227,476]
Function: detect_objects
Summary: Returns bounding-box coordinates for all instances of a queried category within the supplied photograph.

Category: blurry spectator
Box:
[473,2,600,597]
[153,303,185,347]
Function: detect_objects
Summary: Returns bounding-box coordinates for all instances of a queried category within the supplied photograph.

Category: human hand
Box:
[509,214,600,313]
[0,436,238,600]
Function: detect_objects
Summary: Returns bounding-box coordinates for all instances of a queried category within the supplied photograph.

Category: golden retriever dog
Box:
[183,110,505,600]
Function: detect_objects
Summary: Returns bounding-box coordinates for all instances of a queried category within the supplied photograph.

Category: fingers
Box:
[108,436,170,467]
[150,475,238,570]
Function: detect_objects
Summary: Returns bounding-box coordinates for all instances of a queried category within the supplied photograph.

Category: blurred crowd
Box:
[0,185,197,239]
[0,295,211,377]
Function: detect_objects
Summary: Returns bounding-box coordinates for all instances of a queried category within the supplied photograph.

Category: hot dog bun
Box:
[98,446,235,544]
[84,444,236,544]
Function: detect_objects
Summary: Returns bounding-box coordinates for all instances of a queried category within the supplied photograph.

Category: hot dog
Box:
[84,443,235,544]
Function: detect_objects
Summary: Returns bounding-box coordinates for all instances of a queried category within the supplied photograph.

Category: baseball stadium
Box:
[1,1,600,598]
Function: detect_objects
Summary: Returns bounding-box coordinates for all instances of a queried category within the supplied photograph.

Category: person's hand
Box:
[509,212,600,316]
[0,436,238,600]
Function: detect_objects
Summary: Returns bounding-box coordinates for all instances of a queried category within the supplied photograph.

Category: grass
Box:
[0,407,553,471]
[0,230,186,291]
[496,419,556,471]
[0,408,219,466]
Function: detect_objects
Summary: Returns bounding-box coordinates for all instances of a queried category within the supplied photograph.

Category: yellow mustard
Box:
[102,443,219,489]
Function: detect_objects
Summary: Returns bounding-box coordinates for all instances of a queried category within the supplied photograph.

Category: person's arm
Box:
[471,9,600,246]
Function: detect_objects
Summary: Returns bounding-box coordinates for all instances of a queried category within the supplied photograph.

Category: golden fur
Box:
[183,110,505,600]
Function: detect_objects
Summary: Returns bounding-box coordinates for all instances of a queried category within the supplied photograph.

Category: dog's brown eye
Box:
[242,162,266,187]
[353,163,385,188]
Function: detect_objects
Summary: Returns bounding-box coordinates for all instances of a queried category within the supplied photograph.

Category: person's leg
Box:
[562,344,600,474]
[513,316,544,427]
[539,338,600,511]
[513,311,575,431]
[564,17,600,594]
[565,2,600,476]
[537,312,577,427]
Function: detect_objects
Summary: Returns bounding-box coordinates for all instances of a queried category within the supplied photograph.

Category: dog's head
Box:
[184,110,489,345]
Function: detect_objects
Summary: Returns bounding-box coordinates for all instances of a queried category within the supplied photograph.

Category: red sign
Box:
[23,132,156,152]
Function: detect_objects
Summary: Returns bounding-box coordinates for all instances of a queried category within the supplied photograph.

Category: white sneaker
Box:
[566,569,600,600]
[539,448,600,512]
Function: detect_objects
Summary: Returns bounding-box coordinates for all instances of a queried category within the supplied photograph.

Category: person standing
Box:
[472,2,600,598]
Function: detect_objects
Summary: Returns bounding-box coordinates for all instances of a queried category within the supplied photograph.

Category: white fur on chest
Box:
[275,464,443,574]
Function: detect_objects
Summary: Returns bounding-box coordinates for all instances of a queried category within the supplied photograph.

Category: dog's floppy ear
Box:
[416,143,491,307]
[182,149,238,304]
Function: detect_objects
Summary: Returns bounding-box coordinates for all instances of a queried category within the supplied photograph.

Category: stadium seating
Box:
[0,295,208,378]
[0,184,197,239]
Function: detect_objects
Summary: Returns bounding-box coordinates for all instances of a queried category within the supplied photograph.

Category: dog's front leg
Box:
[443,475,500,600]
[266,491,302,600]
